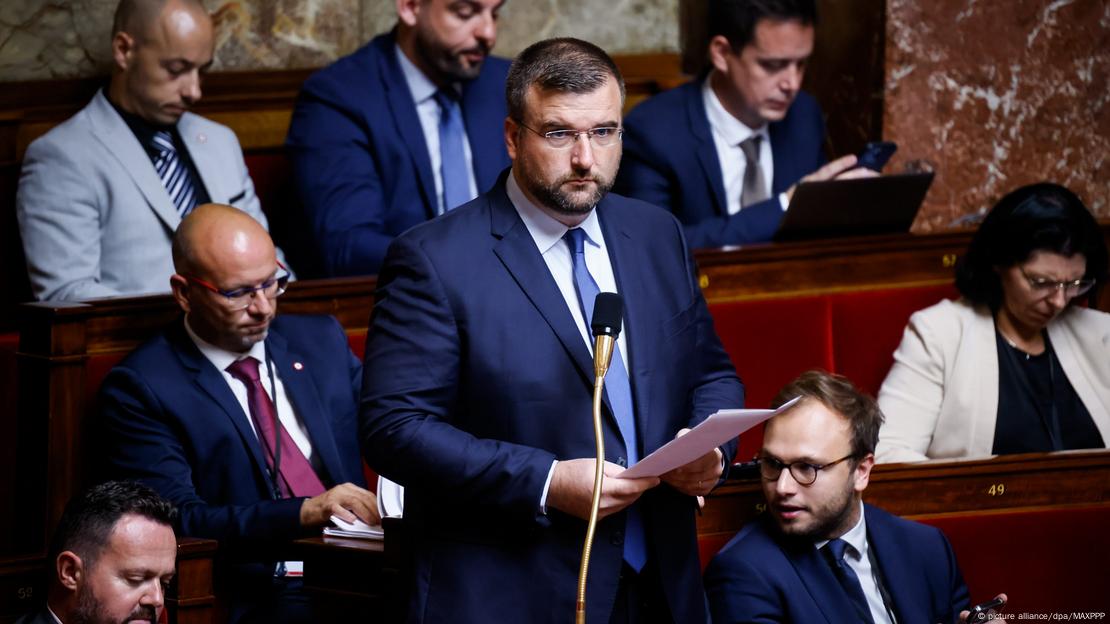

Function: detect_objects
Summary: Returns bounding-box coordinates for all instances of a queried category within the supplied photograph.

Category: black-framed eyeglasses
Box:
[758,453,856,486]
[185,261,290,311]
[518,123,623,149]
[1018,266,1094,299]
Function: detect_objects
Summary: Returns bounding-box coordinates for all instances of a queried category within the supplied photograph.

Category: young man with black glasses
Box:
[705,370,993,624]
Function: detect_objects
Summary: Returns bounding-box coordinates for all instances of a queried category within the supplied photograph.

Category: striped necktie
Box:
[151,130,198,218]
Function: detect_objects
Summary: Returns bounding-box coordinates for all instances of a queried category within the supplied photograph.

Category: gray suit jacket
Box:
[17,90,273,301]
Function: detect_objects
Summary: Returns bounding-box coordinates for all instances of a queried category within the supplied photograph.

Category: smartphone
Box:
[856,141,897,172]
[967,596,1007,622]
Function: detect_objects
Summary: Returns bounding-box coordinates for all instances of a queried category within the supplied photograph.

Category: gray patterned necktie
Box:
[739,135,769,208]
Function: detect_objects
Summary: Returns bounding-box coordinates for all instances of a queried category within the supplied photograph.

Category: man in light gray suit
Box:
[17,0,278,301]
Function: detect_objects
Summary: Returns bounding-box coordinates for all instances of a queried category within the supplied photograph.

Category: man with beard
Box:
[17,481,177,624]
[705,370,980,623]
[361,38,745,623]
[286,0,510,277]
[98,203,376,623]
[18,0,282,301]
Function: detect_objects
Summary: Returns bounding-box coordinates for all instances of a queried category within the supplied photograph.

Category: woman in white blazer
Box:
[877,183,1110,463]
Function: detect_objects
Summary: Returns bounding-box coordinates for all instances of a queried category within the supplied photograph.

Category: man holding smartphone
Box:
[615,0,875,248]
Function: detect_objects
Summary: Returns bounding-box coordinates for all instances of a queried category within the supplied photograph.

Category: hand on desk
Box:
[661,428,724,497]
[785,154,880,203]
[301,482,380,528]
[548,458,659,520]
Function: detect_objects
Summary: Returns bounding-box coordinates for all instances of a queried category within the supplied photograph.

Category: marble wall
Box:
[885,0,1109,231]
[0,0,679,81]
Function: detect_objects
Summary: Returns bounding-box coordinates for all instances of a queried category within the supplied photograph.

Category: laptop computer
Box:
[773,171,935,242]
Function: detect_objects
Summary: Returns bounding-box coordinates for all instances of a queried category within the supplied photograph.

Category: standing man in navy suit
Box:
[362,38,745,623]
[615,0,873,248]
[705,370,994,623]
[286,0,510,276]
[98,204,377,623]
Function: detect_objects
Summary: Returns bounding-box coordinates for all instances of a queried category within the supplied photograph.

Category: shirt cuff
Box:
[539,459,558,515]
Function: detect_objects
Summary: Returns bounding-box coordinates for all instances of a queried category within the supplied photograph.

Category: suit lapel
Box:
[86,90,181,231]
[461,76,503,193]
[685,84,728,217]
[265,330,345,486]
[178,114,223,203]
[781,533,857,624]
[376,34,437,219]
[596,200,656,451]
[866,505,921,624]
[487,183,600,395]
[169,323,273,489]
[768,120,791,195]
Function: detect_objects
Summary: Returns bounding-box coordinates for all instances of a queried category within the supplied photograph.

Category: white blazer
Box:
[17,90,274,301]
[876,298,1110,463]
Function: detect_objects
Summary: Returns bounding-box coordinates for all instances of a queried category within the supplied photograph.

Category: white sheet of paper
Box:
[618,397,801,479]
[325,514,385,540]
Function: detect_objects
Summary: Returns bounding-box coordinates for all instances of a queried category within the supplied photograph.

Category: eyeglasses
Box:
[185,262,290,311]
[1018,266,1094,299]
[518,123,623,149]
[758,453,856,486]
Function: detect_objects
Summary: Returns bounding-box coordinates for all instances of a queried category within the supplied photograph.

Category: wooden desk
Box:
[295,526,405,622]
[697,449,1110,540]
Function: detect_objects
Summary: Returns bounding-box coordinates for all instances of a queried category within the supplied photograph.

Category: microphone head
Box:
[591,292,623,338]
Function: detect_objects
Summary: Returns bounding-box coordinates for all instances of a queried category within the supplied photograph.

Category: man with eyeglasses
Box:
[97,203,376,623]
[361,38,744,623]
[705,370,987,623]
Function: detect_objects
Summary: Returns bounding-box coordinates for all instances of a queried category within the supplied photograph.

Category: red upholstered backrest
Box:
[85,353,129,405]
[348,331,368,359]
[244,150,322,277]
[709,296,834,460]
[917,505,1110,614]
[830,284,957,396]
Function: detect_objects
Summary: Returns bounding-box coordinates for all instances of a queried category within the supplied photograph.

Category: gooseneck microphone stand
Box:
[576,293,624,624]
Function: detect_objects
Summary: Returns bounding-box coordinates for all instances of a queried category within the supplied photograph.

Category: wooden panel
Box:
[696,450,1110,539]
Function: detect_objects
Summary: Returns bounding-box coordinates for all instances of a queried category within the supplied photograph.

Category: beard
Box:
[71,583,157,624]
[526,170,615,217]
[773,479,859,541]
[414,27,489,83]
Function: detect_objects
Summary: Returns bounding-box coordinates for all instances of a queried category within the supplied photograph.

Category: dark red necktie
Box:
[226,357,326,498]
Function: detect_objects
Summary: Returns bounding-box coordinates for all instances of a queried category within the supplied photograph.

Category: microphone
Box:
[576,292,624,624]
[590,293,623,379]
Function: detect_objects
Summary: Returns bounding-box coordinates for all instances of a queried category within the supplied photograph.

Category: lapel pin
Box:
[196,132,208,144]
[293,362,304,371]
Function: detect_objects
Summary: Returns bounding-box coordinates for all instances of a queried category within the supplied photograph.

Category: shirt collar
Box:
[815,500,868,559]
[46,605,63,624]
[183,316,268,373]
[505,170,603,255]
[702,73,768,147]
[395,44,450,105]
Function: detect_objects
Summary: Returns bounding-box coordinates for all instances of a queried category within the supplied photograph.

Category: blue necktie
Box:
[151,130,197,218]
[823,539,876,624]
[564,228,647,571]
[432,89,471,214]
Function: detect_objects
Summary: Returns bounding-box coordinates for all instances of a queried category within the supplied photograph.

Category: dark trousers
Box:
[609,561,674,624]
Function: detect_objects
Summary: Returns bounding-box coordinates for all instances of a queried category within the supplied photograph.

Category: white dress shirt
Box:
[396,45,479,214]
[505,172,633,511]
[816,501,897,624]
[702,75,790,214]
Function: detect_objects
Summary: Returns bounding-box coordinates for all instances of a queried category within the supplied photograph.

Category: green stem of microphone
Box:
[575,374,607,624]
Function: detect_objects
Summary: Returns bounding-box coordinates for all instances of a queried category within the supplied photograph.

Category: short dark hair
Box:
[49,481,177,569]
[771,370,884,458]
[709,0,818,50]
[955,182,1108,310]
[505,38,625,123]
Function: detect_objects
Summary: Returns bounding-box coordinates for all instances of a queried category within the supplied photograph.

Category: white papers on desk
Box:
[324,515,385,540]
[618,397,801,479]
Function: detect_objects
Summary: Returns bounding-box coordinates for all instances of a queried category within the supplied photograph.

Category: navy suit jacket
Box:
[361,173,745,623]
[98,315,366,583]
[705,504,970,624]
[286,31,511,276]
[615,80,826,248]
